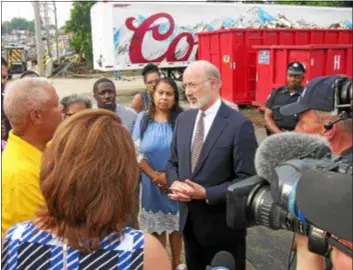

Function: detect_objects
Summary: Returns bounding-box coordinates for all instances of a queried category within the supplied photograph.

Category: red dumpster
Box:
[197,29,352,105]
[254,44,352,106]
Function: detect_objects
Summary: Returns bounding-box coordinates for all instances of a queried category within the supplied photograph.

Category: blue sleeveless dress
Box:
[132,112,179,235]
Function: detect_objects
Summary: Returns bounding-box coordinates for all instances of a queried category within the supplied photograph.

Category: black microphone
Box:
[205,251,235,270]
[324,111,350,130]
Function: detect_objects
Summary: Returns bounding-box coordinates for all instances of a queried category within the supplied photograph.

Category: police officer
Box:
[264,62,305,135]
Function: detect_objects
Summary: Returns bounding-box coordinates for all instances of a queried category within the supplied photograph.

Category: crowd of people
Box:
[1,57,352,270]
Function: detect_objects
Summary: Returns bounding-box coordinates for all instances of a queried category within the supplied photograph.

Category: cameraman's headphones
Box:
[324,76,352,130]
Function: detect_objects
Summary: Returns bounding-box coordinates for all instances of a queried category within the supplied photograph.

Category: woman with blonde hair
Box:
[2,109,171,270]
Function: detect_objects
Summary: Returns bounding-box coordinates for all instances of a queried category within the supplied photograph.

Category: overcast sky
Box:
[1,1,73,27]
[1,0,208,28]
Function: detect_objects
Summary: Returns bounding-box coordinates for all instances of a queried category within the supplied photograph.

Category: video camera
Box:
[227,155,352,256]
[226,75,353,258]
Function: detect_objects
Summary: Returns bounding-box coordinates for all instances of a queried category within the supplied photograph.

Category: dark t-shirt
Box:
[265,86,304,131]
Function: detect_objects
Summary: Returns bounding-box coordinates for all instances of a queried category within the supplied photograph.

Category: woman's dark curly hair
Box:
[141,78,183,135]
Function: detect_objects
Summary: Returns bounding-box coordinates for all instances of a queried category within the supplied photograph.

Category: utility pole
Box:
[32,1,44,76]
[53,1,60,64]
[43,2,51,57]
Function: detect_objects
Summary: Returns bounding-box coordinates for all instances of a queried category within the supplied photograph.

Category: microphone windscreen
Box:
[255,132,331,182]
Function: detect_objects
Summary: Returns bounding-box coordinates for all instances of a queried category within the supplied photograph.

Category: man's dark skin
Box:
[94,82,117,112]
[264,73,304,134]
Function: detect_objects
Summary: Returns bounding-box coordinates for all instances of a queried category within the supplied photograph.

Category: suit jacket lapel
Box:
[185,110,198,176]
[192,103,230,177]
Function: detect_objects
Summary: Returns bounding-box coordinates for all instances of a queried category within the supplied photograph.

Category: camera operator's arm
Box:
[205,120,258,205]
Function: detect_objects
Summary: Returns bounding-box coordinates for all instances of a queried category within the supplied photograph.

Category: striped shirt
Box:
[2,221,144,270]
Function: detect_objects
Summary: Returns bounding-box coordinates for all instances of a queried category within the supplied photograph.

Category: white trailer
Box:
[91,2,352,78]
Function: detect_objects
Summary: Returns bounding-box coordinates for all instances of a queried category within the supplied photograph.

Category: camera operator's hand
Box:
[331,238,352,270]
[295,235,324,270]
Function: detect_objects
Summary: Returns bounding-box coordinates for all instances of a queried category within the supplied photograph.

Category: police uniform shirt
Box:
[265,86,304,131]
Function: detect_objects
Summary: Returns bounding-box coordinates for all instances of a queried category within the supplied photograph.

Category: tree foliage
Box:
[238,0,351,7]
[1,17,35,34]
[275,1,352,7]
[64,1,95,65]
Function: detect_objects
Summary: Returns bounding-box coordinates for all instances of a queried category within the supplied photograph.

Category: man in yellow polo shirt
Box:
[2,77,63,236]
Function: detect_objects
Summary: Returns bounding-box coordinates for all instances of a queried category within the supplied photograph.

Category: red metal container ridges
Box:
[254,44,352,105]
[197,29,352,105]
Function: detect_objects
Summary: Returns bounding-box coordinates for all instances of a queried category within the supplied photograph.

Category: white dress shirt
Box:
[191,98,222,146]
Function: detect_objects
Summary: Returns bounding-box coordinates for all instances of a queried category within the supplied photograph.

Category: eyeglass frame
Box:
[182,78,214,90]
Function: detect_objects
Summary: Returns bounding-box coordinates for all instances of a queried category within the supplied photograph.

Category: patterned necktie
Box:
[191,112,205,172]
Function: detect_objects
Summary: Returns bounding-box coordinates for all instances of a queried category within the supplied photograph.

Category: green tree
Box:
[1,21,10,34]
[64,1,96,65]
[1,17,34,34]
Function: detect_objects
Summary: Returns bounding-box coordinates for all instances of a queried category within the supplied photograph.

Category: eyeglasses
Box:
[182,78,211,90]
[146,79,159,85]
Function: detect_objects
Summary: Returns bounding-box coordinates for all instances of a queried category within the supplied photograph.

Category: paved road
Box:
[52,77,295,270]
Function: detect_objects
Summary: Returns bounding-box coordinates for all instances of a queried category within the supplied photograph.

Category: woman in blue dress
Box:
[132,77,186,270]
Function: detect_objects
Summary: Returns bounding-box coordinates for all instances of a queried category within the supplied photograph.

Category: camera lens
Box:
[251,185,276,228]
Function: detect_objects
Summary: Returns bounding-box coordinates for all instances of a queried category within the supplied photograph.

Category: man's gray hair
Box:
[4,77,54,126]
[186,60,221,89]
[203,61,221,83]
[187,60,221,81]
[60,94,92,111]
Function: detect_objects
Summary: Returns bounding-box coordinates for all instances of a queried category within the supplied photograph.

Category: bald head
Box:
[184,60,221,86]
[4,77,55,127]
